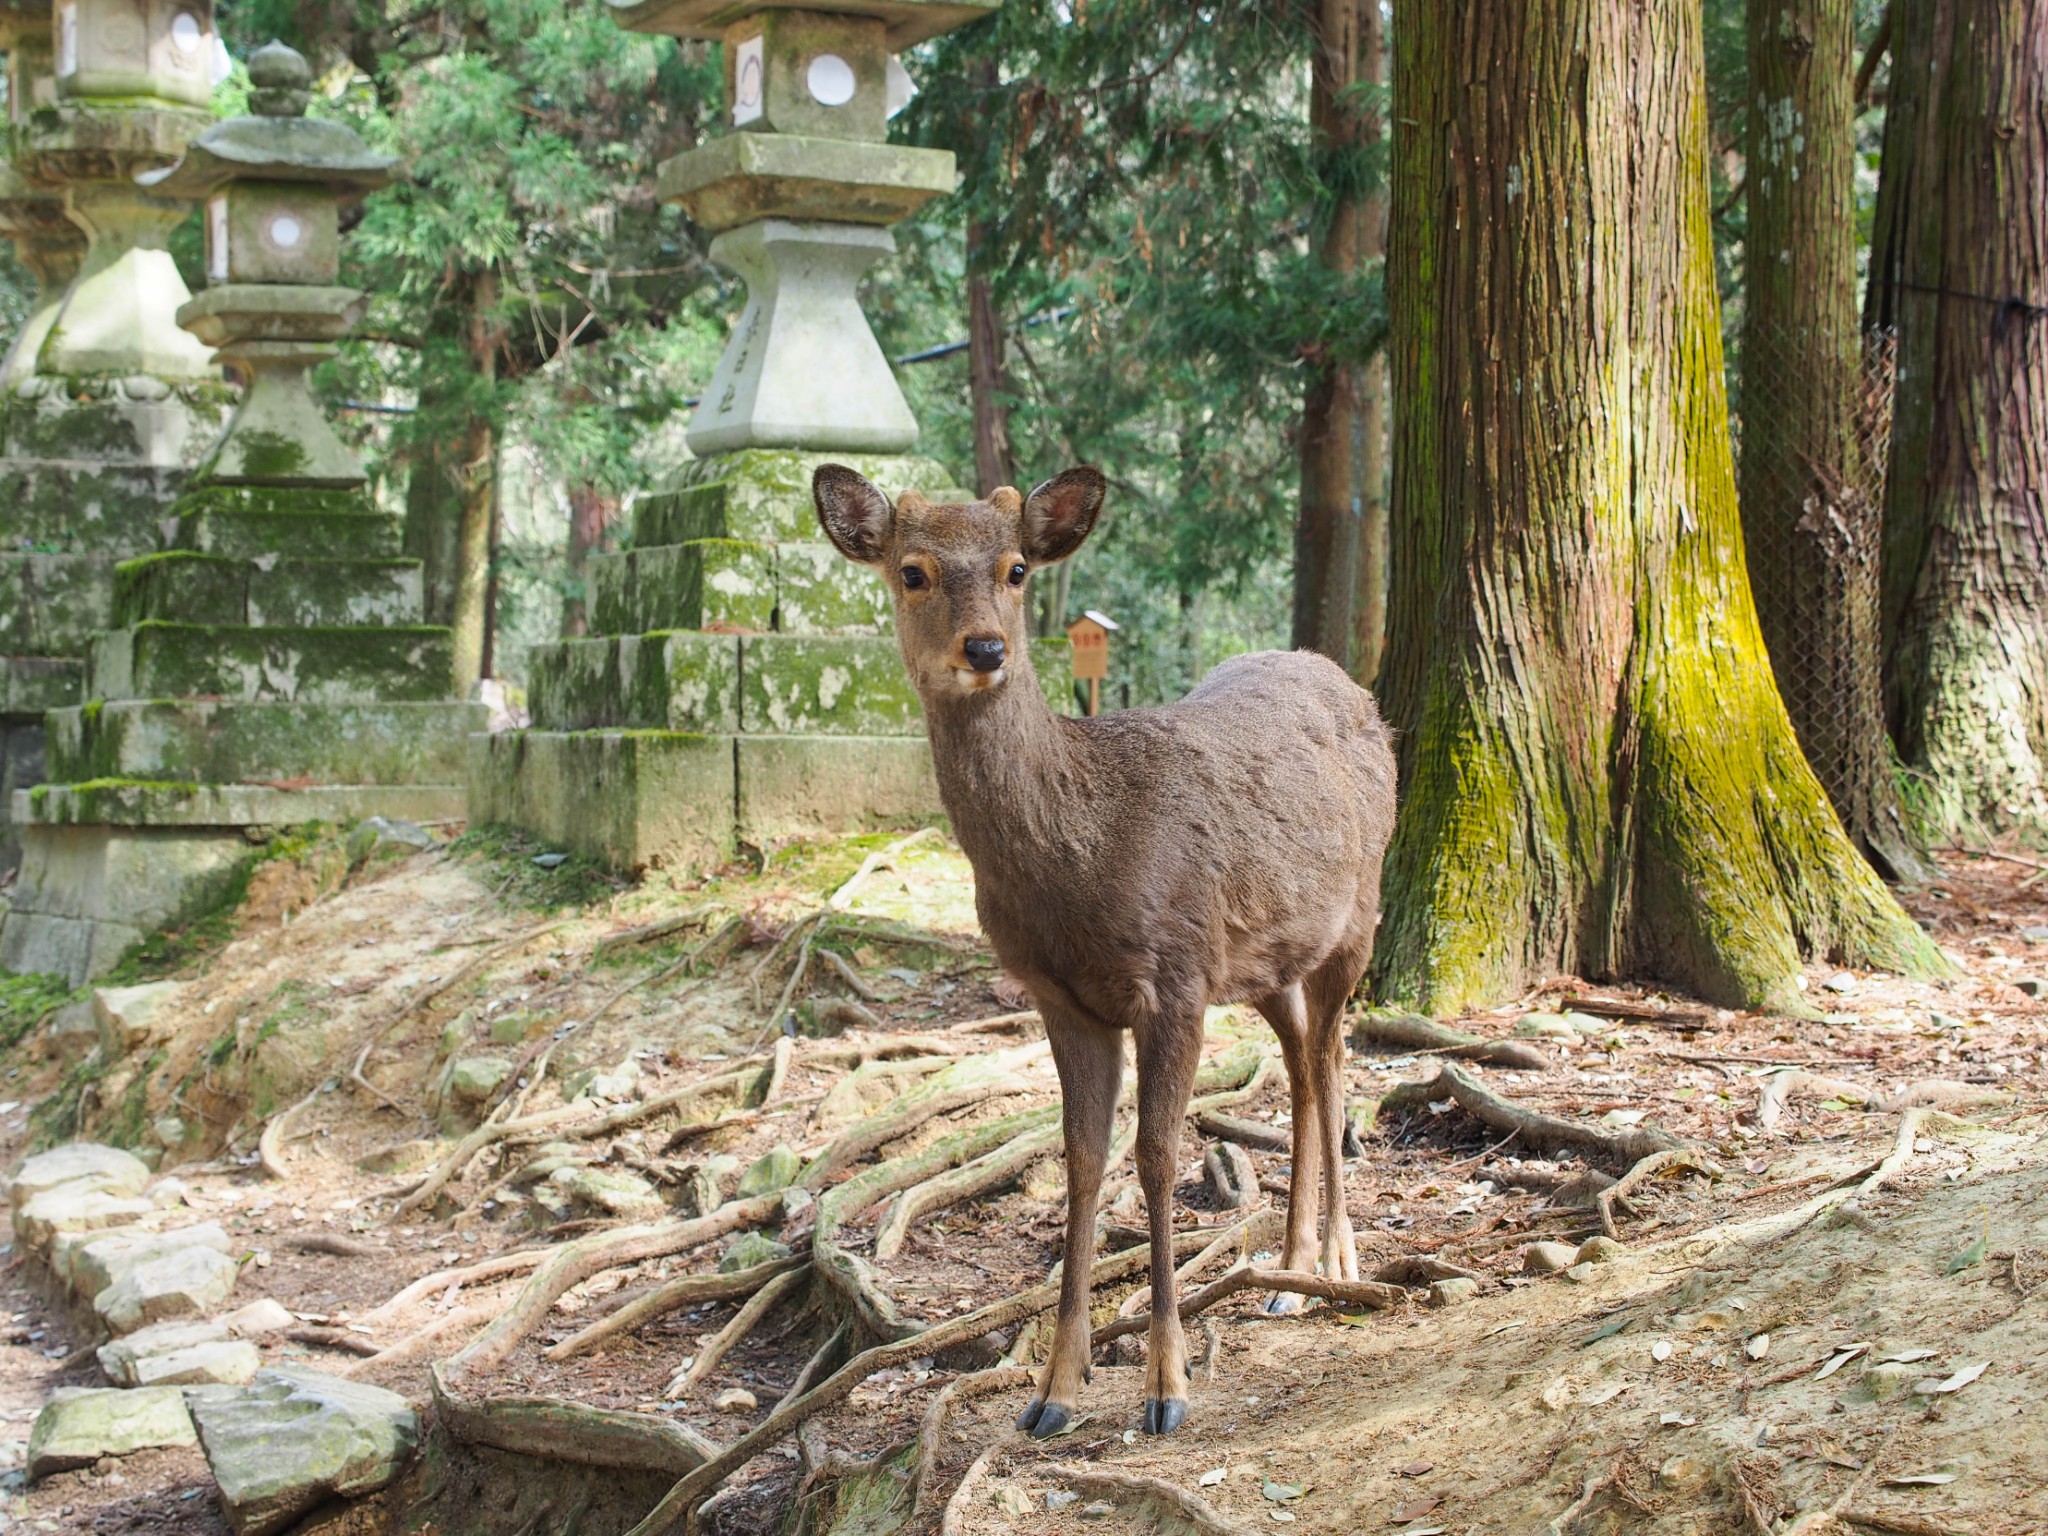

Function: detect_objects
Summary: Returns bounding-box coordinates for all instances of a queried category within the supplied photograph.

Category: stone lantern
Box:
[0,3,86,385]
[140,39,393,487]
[609,0,993,454]
[52,0,218,107]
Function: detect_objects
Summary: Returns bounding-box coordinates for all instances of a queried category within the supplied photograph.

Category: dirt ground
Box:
[0,826,2041,1536]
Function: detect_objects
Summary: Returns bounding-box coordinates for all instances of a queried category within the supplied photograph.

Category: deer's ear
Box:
[812,465,895,564]
[1021,466,1107,565]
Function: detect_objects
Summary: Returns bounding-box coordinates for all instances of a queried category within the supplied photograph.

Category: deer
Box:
[811,462,1397,1439]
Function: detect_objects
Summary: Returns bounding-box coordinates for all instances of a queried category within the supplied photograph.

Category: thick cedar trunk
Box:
[1740,0,1925,878]
[1292,0,1372,669]
[450,269,503,694]
[561,483,618,638]
[1868,0,2048,839]
[967,266,1014,499]
[1375,0,1944,1013]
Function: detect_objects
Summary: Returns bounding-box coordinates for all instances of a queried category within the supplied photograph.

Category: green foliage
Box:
[0,970,79,1051]
[448,823,628,911]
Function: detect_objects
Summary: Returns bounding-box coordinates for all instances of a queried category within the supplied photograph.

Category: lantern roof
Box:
[138,41,397,201]
[607,0,997,49]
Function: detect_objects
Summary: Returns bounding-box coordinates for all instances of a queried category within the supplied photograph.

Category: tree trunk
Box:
[1375,0,1946,1014]
[1292,0,1371,667]
[1868,0,2048,840]
[1739,0,1925,879]
[967,266,1015,500]
[562,482,618,638]
[1352,1,1391,688]
[450,269,502,695]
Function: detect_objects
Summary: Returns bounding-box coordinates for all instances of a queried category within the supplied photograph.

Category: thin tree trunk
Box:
[1868,0,2048,840]
[1739,0,1925,878]
[451,270,501,695]
[562,483,617,638]
[1351,1,1390,687]
[1292,0,1370,667]
[1376,0,1945,1014]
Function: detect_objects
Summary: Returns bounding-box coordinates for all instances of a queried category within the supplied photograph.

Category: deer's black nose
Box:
[964,637,1007,673]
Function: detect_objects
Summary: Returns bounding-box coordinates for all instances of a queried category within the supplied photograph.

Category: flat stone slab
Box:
[10,1143,152,1208]
[14,1188,157,1253]
[96,1244,242,1334]
[99,1319,258,1387]
[92,980,185,1056]
[218,1298,295,1337]
[67,1222,232,1298]
[27,1386,196,1481]
[187,1367,419,1536]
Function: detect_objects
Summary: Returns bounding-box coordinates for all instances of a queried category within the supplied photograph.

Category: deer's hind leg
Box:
[1018,1003,1121,1440]
[1305,951,1366,1281]
[1254,982,1324,1314]
[1132,1005,1205,1433]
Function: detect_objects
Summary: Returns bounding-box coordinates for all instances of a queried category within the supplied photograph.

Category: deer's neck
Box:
[920,649,1082,864]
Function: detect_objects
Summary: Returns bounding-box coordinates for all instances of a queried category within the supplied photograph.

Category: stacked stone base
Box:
[473,449,1074,872]
[3,483,479,983]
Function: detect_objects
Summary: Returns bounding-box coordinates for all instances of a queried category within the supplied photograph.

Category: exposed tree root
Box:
[1350,1012,1551,1070]
[286,1232,386,1258]
[1054,1466,1263,1536]
[1193,1110,1289,1152]
[364,1248,550,1323]
[798,1052,1039,1190]
[939,1441,1004,1536]
[257,1083,325,1181]
[545,1255,806,1362]
[1371,1254,1486,1286]
[286,1327,381,1357]
[1596,1147,1723,1239]
[1781,1429,1891,1536]
[675,1264,812,1392]
[344,1303,496,1375]
[871,1119,1062,1260]
[1549,1457,1624,1535]
[592,906,721,961]
[907,1365,1033,1528]
[445,1193,785,1381]
[829,827,940,911]
[621,1233,1217,1535]
[1381,1063,1682,1168]
[776,1320,850,1415]
[1092,1263,1407,1349]
[431,1363,719,1473]
[1755,1069,2010,1129]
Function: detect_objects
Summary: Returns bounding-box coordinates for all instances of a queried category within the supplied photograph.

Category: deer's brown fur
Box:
[813,463,1397,1437]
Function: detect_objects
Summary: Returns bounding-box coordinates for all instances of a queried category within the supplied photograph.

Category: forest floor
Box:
[0,825,2041,1536]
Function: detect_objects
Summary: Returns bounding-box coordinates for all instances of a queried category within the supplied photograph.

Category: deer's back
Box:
[968,649,1396,1022]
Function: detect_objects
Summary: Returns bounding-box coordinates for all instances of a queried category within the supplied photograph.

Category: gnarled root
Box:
[545,1255,806,1363]
[432,1362,720,1474]
[1381,1063,1681,1169]
[674,1264,812,1392]
[1350,1012,1551,1071]
[1596,1147,1724,1239]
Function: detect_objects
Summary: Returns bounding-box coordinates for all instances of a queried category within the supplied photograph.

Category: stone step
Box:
[88,623,456,705]
[466,729,943,873]
[633,448,964,548]
[528,631,1071,736]
[172,486,402,560]
[1,654,85,715]
[46,700,486,786]
[0,457,183,555]
[588,538,888,636]
[0,554,118,656]
[114,552,425,628]
[13,780,468,829]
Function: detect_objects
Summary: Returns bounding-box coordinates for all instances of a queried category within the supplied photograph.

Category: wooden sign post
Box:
[1064,609,1118,716]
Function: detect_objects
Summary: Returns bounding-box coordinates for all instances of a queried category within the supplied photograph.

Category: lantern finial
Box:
[248,40,311,117]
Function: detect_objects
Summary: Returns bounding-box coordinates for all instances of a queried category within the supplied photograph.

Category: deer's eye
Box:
[900,566,927,590]
[1007,562,1028,587]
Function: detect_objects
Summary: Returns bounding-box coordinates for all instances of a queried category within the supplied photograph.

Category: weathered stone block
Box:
[588,539,776,634]
[633,450,960,548]
[69,1222,232,1299]
[186,1368,419,1536]
[0,553,119,654]
[656,132,955,233]
[95,1243,242,1333]
[10,1143,152,1209]
[27,1386,195,1481]
[773,542,891,634]
[92,980,186,1057]
[113,552,426,629]
[0,457,180,556]
[466,730,737,874]
[46,700,487,787]
[735,734,940,839]
[527,633,742,733]
[13,1187,158,1252]
[1,654,84,712]
[738,635,923,736]
[88,623,456,704]
[173,485,401,560]
[19,782,465,829]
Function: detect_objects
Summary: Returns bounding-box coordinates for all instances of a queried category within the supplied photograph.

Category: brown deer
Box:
[812,463,1396,1438]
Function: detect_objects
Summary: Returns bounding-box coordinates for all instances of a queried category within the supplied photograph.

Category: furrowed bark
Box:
[1375,0,1945,1015]
[1869,0,2048,840]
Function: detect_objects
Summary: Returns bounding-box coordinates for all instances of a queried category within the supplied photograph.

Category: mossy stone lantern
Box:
[609,0,995,454]
[141,41,394,487]
[0,2,87,386]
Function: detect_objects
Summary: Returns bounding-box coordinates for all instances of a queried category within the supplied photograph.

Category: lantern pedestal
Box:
[178,285,366,486]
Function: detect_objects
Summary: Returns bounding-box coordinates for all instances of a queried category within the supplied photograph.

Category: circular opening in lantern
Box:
[806,53,857,107]
[267,212,306,252]
[169,11,204,56]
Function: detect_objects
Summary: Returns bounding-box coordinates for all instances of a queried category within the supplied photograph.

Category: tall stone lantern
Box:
[0,2,87,387]
[140,39,393,490]
[472,0,1078,879]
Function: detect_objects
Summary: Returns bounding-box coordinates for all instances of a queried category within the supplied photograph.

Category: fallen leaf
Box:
[1914,1361,1989,1395]
[1580,1383,1630,1407]
[1047,1490,1080,1510]
[1947,1233,1987,1275]
[1814,1343,1871,1380]
[1651,1340,1674,1362]
[1263,1481,1306,1503]
[1389,1496,1442,1523]
[1270,1513,1297,1524]
[1745,1332,1771,1361]
[1396,1461,1432,1477]
[1488,1320,1529,1336]
[1199,1468,1228,1487]
[1659,1412,1697,1427]
[1878,1347,1937,1364]
[1885,1471,1962,1487]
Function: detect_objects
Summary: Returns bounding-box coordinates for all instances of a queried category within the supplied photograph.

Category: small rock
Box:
[14,1188,157,1252]
[344,817,434,869]
[719,1232,792,1274]
[1561,1011,1611,1036]
[1204,1141,1260,1210]
[1860,1361,1918,1402]
[1522,1241,1579,1275]
[1080,1501,1115,1519]
[1046,1490,1080,1510]
[486,1010,541,1046]
[1562,1262,1598,1284]
[99,1320,229,1382]
[2019,925,2048,944]
[188,1370,418,1536]
[444,1056,514,1107]
[9,1142,152,1209]
[565,1055,641,1102]
[712,1388,757,1413]
[218,1298,296,1338]
[95,1245,242,1335]
[148,1177,190,1210]
[92,982,185,1058]
[1575,1236,1626,1265]
[994,1484,1032,1516]
[1426,1278,1480,1308]
[1658,1454,1711,1493]
[70,1223,233,1300]
[2016,978,2047,1000]
[550,1166,664,1221]
[1821,971,1858,994]
[1512,1012,1576,1040]
[1536,1378,1573,1412]
[735,1144,802,1199]
[106,1331,260,1389]
[27,1387,195,1481]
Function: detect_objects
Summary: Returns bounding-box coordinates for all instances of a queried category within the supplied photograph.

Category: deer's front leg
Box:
[1135,1014,1202,1434]
[1018,1015,1121,1440]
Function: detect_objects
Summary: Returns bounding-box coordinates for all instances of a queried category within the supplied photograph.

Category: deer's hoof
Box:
[1142,1396,1188,1435]
[1017,1399,1071,1439]
[1264,1291,1305,1316]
